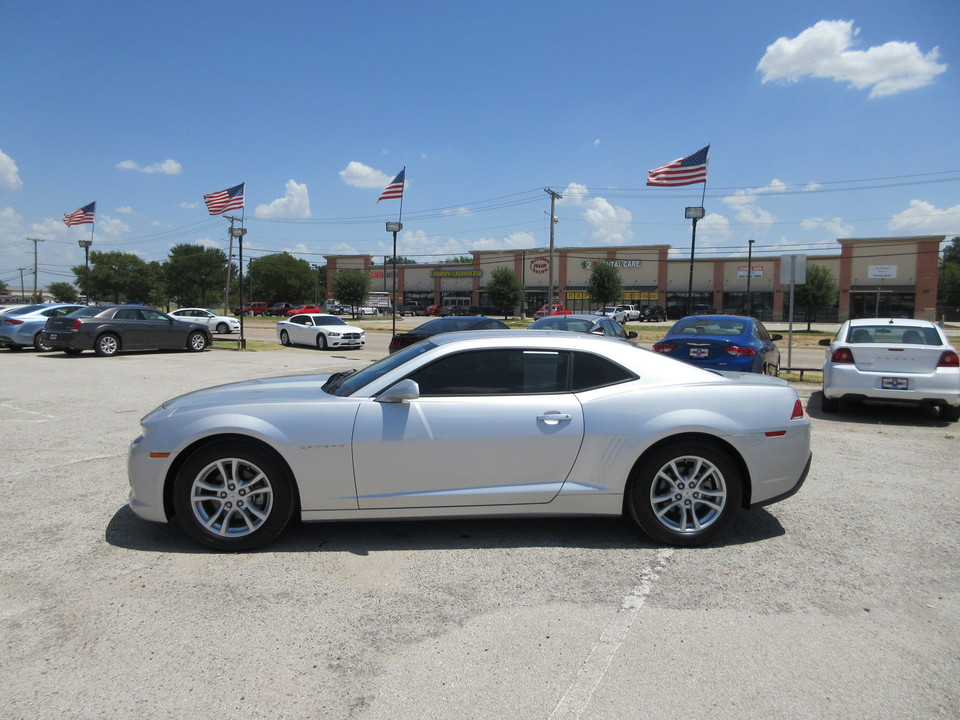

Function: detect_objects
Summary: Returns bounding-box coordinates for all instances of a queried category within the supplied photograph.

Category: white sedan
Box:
[127,330,811,551]
[819,318,960,421]
[276,313,366,350]
[168,308,240,334]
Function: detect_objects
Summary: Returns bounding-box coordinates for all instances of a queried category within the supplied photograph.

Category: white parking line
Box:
[549,548,674,719]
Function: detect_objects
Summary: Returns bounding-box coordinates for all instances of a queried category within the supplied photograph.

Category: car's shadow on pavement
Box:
[105,504,786,554]
[805,391,955,427]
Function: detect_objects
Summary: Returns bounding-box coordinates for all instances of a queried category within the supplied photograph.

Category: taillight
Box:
[3,317,23,325]
[389,337,401,349]
[652,342,674,353]
[723,345,756,357]
[938,351,959,368]
[70,319,82,330]
[830,348,854,364]
[791,400,804,419]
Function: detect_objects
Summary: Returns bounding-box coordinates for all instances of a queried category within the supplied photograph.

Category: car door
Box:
[137,308,182,348]
[351,348,585,508]
[289,315,313,344]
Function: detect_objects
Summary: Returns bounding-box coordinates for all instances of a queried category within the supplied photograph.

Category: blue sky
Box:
[2,1,958,292]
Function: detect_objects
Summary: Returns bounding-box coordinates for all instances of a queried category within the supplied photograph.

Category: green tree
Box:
[165,244,229,308]
[439,255,473,264]
[485,266,524,318]
[941,236,960,266]
[47,281,78,302]
[72,250,155,304]
[332,269,371,317]
[792,264,838,330]
[587,263,623,308]
[0,279,7,295]
[248,252,315,305]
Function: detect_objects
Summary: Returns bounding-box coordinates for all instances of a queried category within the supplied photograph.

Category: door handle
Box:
[537,412,572,424]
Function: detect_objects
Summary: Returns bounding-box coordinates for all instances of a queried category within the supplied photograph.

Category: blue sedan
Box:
[653,314,782,375]
[0,303,86,351]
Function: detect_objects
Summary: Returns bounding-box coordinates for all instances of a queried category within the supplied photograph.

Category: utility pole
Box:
[224,217,238,314]
[544,188,562,307]
[28,237,45,301]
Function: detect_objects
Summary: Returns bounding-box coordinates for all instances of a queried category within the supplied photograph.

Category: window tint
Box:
[571,352,636,391]
[114,309,139,320]
[410,349,569,395]
[142,309,167,321]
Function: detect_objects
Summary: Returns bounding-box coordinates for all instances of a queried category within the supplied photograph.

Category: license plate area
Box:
[882,377,908,390]
[689,347,709,358]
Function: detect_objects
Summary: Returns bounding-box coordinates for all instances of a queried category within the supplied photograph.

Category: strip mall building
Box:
[325,234,945,321]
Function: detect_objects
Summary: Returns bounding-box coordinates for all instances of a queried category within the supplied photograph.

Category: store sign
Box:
[737,265,763,279]
[430,270,483,278]
[868,265,898,279]
[529,256,550,274]
[580,260,642,269]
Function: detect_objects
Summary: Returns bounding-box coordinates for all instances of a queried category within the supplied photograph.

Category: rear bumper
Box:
[823,365,960,407]
[751,452,811,509]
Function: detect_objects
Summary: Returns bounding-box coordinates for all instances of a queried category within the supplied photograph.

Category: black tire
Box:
[627,440,742,546]
[940,404,960,422]
[187,330,208,352]
[34,333,54,352]
[64,348,83,356]
[279,330,291,346]
[172,441,295,551]
[94,333,120,357]
[820,392,839,413]
[216,322,229,334]
[317,333,328,350]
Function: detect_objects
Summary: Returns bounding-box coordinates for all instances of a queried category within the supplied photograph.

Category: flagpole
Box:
[397,166,405,225]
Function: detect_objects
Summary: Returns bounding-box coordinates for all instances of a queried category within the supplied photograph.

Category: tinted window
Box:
[314,316,345,326]
[571,352,636,391]
[410,349,569,396]
[142,309,167,321]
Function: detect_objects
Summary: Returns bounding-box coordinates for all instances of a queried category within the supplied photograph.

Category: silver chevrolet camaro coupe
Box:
[128,331,811,551]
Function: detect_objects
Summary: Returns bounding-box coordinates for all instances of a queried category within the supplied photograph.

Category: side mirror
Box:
[770,333,782,341]
[818,338,832,346]
[627,331,638,338]
[376,378,420,403]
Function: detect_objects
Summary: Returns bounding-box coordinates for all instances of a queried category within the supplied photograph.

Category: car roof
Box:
[846,317,934,328]
[532,314,599,322]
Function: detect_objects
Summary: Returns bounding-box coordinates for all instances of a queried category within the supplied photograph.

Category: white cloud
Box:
[339,161,392,189]
[889,199,960,235]
[442,207,474,217]
[116,206,135,215]
[0,149,23,194]
[583,197,633,245]
[557,183,589,206]
[593,138,601,146]
[757,20,947,97]
[180,201,198,209]
[720,180,787,234]
[116,158,183,175]
[801,217,854,237]
[696,213,732,237]
[254,180,311,220]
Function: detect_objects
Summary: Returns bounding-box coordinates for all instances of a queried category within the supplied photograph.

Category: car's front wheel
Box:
[94,333,120,357]
[627,441,742,546]
[172,442,295,551]
[34,333,54,352]
[187,331,208,352]
[317,333,328,350]
[216,322,229,334]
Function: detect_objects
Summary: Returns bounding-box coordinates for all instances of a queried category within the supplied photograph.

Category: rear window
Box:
[846,326,942,345]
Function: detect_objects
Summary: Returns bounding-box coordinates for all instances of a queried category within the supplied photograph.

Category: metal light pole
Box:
[544,188,562,307]
[230,223,248,349]
[685,206,705,314]
[78,239,93,303]
[746,239,755,316]
[386,222,402,337]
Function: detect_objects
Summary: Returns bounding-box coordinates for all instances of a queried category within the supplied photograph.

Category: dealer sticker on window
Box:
[882,377,908,390]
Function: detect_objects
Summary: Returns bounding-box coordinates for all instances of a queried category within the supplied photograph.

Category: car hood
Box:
[154,372,336,413]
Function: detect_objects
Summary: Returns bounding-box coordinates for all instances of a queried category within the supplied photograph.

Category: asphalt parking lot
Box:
[1,340,957,719]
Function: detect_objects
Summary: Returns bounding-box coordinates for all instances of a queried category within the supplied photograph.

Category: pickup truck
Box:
[617,304,641,322]
[232,301,268,316]
[533,304,572,319]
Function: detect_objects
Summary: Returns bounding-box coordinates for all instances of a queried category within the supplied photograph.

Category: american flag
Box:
[647,145,710,186]
[204,183,245,215]
[63,202,96,226]
[377,169,405,202]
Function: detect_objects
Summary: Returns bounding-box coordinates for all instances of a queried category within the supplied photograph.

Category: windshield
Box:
[68,306,112,318]
[670,318,748,337]
[846,325,942,345]
[5,304,46,315]
[328,340,437,397]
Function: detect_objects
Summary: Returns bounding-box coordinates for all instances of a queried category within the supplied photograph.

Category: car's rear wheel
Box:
[628,441,742,546]
[820,392,839,413]
[173,442,295,551]
[94,333,120,357]
[279,330,291,346]
[34,332,54,352]
[216,322,229,334]
[317,333,328,350]
[187,331,208,352]
[940,404,960,422]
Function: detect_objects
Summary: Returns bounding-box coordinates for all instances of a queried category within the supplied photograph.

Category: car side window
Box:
[291,316,306,325]
[141,309,167,321]
[409,349,569,396]
[571,352,636,391]
[114,309,139,320]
